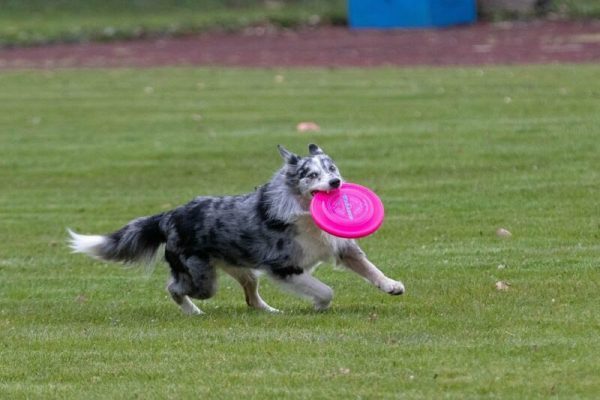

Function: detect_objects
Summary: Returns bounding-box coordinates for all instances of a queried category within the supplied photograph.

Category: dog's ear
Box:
[277,144,299,165]
[308,143,324,155]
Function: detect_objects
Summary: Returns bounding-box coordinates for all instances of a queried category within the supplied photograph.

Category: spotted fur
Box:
[69,144,405,315]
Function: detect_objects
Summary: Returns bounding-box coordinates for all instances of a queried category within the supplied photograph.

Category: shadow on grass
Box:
[33,298,405,327]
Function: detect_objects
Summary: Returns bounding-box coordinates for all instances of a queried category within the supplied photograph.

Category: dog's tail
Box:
[68,213,166,264]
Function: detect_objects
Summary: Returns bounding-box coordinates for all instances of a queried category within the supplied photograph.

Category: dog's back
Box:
[161,185,302,275]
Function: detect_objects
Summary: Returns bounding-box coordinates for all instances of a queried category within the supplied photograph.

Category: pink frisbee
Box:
[310,182,385,239]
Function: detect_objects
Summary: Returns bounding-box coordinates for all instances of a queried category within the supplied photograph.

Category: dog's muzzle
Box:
[329,178,341,189]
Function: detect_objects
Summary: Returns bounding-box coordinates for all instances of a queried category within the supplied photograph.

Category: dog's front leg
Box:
[271,272,334,311]
[338,243,405,295]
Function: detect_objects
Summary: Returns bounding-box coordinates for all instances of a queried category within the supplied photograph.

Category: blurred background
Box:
[0,0,598,47]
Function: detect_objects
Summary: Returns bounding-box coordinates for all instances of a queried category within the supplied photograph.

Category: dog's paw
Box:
[183,308,205,316]
[313,292,333,311]
[181,302,205,316]
[249,299,281,313]
[313,287,334,311]
[314,299,332,311]
[379,279,405,296]
[260,304,282,314]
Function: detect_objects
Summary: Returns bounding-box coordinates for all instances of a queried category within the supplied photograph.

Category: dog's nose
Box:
[329,178,341,189]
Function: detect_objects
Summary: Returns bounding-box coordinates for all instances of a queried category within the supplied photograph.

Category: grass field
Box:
[1,65,600,398]
[0,0,346,47]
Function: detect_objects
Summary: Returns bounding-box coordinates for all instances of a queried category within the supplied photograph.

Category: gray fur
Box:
[69,144,405,315]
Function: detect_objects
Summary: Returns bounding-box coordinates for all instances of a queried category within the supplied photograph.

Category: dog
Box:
[69,144,404,315]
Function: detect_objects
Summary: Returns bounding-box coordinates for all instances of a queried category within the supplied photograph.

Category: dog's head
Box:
[278,144,344,198]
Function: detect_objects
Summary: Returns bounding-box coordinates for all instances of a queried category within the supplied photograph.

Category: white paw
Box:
[313,287,334,311]
[314,299,332,311]
[181,302,204,316]
[379,279,405,296]
[255,303,281,313]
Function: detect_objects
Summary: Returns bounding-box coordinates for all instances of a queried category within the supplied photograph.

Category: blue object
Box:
[348,0,477,29]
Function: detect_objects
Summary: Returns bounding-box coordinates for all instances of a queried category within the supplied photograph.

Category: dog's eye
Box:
[328,165,336,172]
[308,172,319,179]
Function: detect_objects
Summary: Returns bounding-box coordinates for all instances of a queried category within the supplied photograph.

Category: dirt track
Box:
[1,20,600,69]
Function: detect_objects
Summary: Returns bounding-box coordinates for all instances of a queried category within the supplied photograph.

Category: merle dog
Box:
[69,144,404,315]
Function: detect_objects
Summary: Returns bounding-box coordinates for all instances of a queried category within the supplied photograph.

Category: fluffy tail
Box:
[68,214,166,264]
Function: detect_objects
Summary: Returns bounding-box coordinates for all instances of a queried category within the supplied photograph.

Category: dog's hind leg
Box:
[221,266,280,313]
[166,277,204,315]
[270,271,334,311]
[165,250,217,315]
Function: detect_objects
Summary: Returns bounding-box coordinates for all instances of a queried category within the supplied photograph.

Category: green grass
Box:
[549,0,600,18]
[0,0,346,47]
[481,0,600,19]
[1,65,600,398]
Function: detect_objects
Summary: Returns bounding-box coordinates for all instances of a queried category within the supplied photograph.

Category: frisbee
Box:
[310,183,384,239]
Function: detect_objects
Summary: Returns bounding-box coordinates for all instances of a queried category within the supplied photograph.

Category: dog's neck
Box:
[262,169,309,223]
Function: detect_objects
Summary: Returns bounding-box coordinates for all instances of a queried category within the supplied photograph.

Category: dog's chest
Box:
[293,216,346,268]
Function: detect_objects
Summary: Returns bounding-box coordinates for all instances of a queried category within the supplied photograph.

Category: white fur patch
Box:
[180,297,204,315]
[294,215,350,268]
[67,229,107,259]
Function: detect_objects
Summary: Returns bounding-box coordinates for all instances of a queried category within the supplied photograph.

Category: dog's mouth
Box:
[309,182,343,197]
[309,189,334,197]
